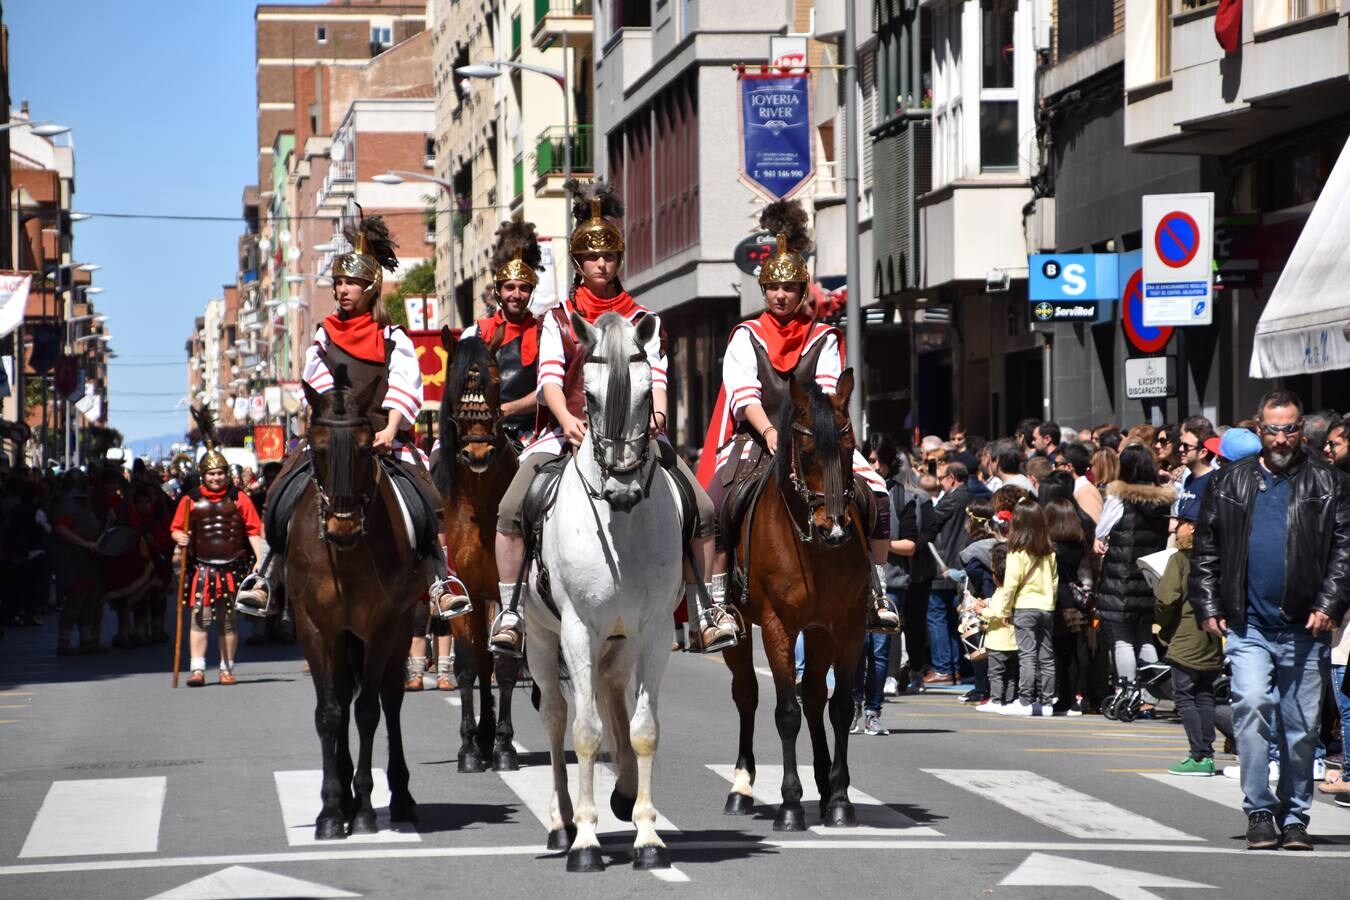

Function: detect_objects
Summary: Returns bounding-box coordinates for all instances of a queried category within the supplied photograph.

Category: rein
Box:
[307,414,379,541]
[781,419,855,544]
[583,349,653,481]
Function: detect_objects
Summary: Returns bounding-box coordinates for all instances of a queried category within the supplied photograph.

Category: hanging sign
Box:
[1142,192,1214,326]
[1028,253,1118,322]
[253,424,285,462]
[740,72,814,200]
[0,273,32,339]
[404,295,438,331]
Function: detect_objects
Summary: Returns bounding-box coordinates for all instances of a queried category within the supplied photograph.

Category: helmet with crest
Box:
[757,199,812,287]
[491,219,542,287]
[190,406,229,475]
[331,209,399,297]
[564,179,625,264]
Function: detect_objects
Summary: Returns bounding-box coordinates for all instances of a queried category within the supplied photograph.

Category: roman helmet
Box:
[564,178,625,271]
[330,210,400,306]
[757,198,813,289]
[190,406,229,475]
[491,219,542,287]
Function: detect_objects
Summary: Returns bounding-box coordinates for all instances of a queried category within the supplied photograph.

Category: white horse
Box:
[524,311,684,872]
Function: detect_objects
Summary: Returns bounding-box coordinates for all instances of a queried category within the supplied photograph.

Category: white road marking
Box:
[443,695,461,707]
[1001,852,1214,900]
[273,770,420,846]
[1,840,1347,878]
[143,864,359,899]
[651,866,691,883]
[19,776,166,858]
[1140,773,1350,835]
[497,763,678,834]
[706,764,943,836]
[924,769,1201,842]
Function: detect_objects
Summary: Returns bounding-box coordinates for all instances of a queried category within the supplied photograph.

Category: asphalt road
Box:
[1,617,1347,900]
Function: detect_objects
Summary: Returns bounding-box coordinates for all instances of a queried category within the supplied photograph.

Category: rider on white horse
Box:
[700,199,901,633]
[490,180,738,657]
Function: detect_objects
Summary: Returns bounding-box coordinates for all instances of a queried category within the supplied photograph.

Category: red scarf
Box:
[476,310,539,366]
[573,285,639,321]
[199,486,228,502]
[322,312,385,364]
[755,311,816,374]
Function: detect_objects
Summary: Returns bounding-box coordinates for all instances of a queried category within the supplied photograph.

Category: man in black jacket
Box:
[1190,390,1350,852]
[924,461,973,684]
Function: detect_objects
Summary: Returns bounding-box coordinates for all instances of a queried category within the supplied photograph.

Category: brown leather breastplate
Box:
[191,490,246,562]
[741,335,829,434]
[320,337,409,436]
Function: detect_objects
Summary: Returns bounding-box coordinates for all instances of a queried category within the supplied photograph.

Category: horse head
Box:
[303,368,381,549]
[437,325,506,493]
[777,369,858,547]
[572,310,656,512]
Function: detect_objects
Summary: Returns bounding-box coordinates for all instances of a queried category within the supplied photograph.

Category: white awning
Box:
[1250,136,1350,378]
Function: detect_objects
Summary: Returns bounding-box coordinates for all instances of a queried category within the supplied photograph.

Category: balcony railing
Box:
[330,160,355,182]
[513,158,524,199]
[534,125,594,177]
[535,0,592,20]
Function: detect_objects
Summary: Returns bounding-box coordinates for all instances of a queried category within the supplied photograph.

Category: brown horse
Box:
[433,326,523,772]
[290,375,427,839]
[721,370,870,830]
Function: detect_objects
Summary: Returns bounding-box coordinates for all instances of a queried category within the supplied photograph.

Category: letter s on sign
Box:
[1061,263,1087,297]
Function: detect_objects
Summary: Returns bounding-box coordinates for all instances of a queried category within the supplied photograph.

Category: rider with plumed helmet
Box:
[235,214,469,621]
[701,199,901,633]
[171,408,267,686]
[489,180,738,658]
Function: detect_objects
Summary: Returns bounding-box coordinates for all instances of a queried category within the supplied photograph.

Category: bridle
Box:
[450,360,509,464]
[583,349,653,479]
[307,414,379,542]
[781,418,856,545]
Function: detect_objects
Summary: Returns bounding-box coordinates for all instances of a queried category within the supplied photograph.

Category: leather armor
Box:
[740,335,829,437]
[190,488,247,564]
[496,329,538,437]
[320,338,412,442]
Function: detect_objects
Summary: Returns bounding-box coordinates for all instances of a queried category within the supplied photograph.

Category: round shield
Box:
[96,525,142,558]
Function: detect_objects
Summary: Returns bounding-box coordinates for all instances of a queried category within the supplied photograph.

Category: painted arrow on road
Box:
[1000,852,1215,900]
[143,865,358,900]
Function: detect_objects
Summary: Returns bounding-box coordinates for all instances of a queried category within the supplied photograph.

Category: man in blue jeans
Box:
[1190,390,1350,851]
[926,460,974,684]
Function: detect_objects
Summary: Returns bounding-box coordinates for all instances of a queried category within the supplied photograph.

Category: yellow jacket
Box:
[981,585,1018,652]
[1006,549,1058,612]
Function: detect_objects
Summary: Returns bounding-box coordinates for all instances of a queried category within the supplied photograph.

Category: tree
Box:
[388,259,436,329]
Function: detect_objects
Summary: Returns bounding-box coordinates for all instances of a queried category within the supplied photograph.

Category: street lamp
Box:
[0,120,70,136]
[455,57,572,187]
[74,334,111,346]
[375,170,457,327]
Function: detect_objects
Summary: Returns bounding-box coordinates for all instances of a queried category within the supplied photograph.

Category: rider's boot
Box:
[686,574,739,654]
[489,582,525,659]
[866,564,902,634]
[404,655,427,691]
[236,550,281,618]
[428,542,472,621]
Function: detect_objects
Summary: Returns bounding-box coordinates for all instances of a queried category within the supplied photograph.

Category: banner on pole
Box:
[409,330,449,405]
[253,424,285,463]
[0,273,32,339]
[740,72,814,200]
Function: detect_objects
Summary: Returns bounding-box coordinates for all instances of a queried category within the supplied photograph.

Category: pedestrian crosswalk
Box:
[9,762,1350,860]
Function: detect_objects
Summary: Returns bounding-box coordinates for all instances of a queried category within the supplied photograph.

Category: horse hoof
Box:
[348,811,378,835]
[632,845,670,870]
[773,804,807,832]
[565,846,606,873]
[389,798,418,824]
[723,792,755,816]
[546,824,577,852]
[314,818,347,841]
[825,802,856,828]
[493,748,519,772]
[458,751,486,774]
[610,788,636,823]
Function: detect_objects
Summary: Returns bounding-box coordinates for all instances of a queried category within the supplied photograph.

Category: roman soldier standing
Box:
[172,408,266,687]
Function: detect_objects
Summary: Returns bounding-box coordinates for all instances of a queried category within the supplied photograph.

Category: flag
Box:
[0,273,32,339]
[1215,0,1242,53]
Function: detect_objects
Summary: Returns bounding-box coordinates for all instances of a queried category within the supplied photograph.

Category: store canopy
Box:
[1250,138,1350,378]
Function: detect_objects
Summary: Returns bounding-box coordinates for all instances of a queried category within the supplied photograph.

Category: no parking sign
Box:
[1142,193,1214,327]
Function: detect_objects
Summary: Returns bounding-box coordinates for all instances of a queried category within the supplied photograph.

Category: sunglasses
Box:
[1155,436,1171,445]
[1179,441,1200,451]
[1258,422,1302,436]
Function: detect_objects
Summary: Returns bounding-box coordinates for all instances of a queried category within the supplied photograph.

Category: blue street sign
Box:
[1029,254,1119,301]
[740,73,814,199]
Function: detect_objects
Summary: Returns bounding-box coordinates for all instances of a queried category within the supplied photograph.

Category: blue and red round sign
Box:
[1121,268,1172,353]
[1154,211,1201,269]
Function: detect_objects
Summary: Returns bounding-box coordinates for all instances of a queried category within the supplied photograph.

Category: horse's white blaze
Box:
[525,313,684,867]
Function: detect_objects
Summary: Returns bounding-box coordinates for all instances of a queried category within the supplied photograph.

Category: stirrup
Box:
[234,574,273,618]
[690,604,739,654]
[430,576,472,621]
[867,594,902,635]
[489,610,524,659]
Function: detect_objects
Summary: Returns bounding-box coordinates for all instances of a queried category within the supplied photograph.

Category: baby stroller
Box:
[1102,662,1173,722]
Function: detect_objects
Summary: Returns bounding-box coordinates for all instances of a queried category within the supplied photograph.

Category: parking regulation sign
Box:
[1142,193,1214,327]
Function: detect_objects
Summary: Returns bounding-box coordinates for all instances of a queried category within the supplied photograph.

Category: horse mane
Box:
[432,334,495,499]
[773,379,844,495]
[593,312,634,440]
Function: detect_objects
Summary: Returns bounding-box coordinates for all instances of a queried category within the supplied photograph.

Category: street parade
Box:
[2,2,1350,898]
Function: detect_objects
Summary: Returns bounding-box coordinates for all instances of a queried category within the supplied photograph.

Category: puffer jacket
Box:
[1097,481,1174,623]
[1189,453,1350,628]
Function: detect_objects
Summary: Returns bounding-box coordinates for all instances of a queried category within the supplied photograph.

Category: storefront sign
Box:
[740,73,814,200]
[1124,356,1175,400]
[1029,254,1117,323]
[1142,193,1214,326]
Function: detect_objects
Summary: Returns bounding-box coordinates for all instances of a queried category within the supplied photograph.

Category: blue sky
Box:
[7,0,322,446]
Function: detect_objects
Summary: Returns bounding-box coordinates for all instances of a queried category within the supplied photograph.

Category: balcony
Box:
[511,14,522,59]
[533,125,594,196]
[1125,1,1350,154]
[532,0,594,51]
[318,160,356,211]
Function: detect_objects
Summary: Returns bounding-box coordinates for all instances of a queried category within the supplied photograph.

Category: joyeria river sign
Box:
[1142,193,1214,327]
[740,72,814,200]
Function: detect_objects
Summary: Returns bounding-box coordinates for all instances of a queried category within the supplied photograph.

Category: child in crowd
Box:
[998,501,1059,716]
[958,501,999,704]
[979,543,1018,710]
